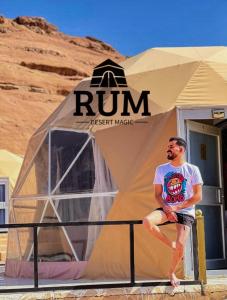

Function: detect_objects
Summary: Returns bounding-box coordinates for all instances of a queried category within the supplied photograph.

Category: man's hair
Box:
[169,137,187,150]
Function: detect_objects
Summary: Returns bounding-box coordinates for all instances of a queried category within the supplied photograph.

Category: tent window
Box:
[54,139,95,194]
[51,130,89,192]
[53,138,117,195]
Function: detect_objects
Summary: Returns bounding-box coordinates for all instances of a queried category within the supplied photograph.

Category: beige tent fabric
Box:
[36,80,101,132]
[16,135,48,197]
[89,47,227,132]
[32,46,227,135]
[123,46,225,74]
[83,109,183,279]
[0,149,23,193]
[13,130,47,197]
[125,62,200,113]
[177,62,227,105]
[122,46,227,115]
[33,47,227,135]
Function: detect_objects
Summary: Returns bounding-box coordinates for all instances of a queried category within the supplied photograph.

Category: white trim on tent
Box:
[12,192,118,201]
[51,127,91,134]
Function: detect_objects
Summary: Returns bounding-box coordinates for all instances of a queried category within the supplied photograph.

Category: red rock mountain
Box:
[0,16,124,155]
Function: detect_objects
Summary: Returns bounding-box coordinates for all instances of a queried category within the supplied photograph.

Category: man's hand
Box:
[163,205,177,213]
[163,205,178,222]
[164,205,181,213]
[166,211,178,222]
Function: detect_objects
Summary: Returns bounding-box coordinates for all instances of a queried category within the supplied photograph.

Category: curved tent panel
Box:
[17,135,49,197]
[13,130,47,197]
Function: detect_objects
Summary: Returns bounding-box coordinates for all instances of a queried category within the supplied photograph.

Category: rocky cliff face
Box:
[0,16,124,155]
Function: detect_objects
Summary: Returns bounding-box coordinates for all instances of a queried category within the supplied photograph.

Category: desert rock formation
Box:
[0,16,124,155]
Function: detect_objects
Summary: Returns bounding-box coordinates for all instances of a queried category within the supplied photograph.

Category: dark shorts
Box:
[155,207,195,227]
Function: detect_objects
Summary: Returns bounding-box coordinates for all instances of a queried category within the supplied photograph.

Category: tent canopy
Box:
[31,46,227,133]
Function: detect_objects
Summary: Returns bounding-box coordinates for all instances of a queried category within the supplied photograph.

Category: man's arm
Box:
[165,184,202,212]
[154,184,164,207]
[179,184,202,209]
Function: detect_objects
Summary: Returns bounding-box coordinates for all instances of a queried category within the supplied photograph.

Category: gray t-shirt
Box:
[153,162,203,217]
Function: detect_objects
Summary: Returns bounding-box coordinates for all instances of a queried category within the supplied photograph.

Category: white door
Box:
[0,178,9,231]
[187,120,227,269]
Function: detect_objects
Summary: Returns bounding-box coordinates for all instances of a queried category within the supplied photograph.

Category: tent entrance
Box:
[178,108,227,273]
[186,120,227,270]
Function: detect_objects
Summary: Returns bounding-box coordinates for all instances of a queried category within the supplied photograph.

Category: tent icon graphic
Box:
[90,59,128,88]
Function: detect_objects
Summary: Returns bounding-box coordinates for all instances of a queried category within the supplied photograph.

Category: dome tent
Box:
[0,150,22,228]
[6,46,227,281]
[0,150,23,194]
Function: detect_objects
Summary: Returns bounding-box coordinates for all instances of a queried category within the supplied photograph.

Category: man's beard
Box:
[167,152,177,160]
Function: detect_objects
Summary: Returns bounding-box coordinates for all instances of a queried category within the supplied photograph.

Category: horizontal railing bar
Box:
[0,280,201,294]
[0,217,201,294]
[0,220,143,229]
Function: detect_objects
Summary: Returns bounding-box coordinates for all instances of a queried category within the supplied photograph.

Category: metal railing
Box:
[0,220,201,293]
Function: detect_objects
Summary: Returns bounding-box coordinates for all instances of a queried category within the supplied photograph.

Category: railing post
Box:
[33,226,38,288]
[129,223,135,285]
[195,209,207,285]
[192,220,199,281]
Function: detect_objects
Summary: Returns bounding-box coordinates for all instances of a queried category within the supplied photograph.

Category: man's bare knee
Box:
[143,218,158,237]
[143,217,156,230]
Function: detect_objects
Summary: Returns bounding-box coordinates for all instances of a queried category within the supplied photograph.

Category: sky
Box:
[1,0,227,56]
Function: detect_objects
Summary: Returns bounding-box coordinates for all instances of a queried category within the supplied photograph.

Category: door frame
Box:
[0,177,9,232]
[177,106,227,277]
[187,120,226,269]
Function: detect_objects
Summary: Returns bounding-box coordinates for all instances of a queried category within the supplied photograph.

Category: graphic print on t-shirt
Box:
[164,172,187,204]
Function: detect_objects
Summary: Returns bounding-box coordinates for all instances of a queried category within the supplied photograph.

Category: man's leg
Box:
[143,210,173,249]
[169,223,191,287]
